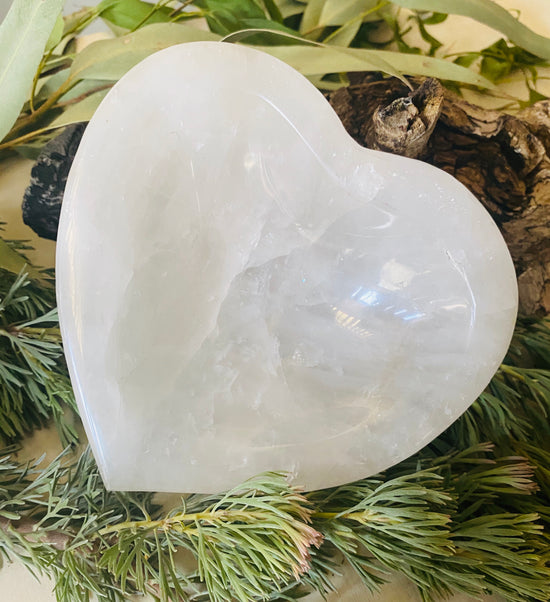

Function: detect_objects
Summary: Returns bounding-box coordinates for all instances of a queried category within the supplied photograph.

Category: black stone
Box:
[22,123,86,240]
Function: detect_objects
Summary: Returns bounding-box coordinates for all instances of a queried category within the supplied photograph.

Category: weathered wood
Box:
[328,78,550,316]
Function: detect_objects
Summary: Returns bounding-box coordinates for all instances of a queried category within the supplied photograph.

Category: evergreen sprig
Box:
[1,443,549,602]
[0,238,77,446]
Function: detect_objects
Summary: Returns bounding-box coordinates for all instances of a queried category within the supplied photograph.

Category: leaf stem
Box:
[6,78,74,141]
[55,83,112,108]
[0,126,54,152]
[99,509,241,536]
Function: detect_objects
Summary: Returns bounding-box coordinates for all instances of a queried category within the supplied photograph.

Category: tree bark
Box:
[328,76,550,316]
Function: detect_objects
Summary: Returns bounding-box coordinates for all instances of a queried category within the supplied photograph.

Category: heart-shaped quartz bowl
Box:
[57,42,518,493]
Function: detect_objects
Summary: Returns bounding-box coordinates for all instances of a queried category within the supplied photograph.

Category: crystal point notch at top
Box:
[56,42,518,493]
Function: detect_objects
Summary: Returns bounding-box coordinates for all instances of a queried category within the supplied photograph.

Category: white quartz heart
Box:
[57,42,518,493]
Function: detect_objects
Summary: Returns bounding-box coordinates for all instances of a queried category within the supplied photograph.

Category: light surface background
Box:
[0,0,549,600]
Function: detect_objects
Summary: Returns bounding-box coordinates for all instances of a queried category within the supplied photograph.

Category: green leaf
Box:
[62,6,102,36]
[99,0,173,30]
[262,0,284,23]
[415,13,442,56]
[225,30,405,82]
[222,26,311,45]
[13,136,56,160]
[0,0,66,143]
[453,53,479,69]
[299,0,326,34]
[242,17,307,41]
[319,0,383,26]
[196,0,268,35]
[45,13,65,52]
[421,11,447,25]
[256,44,494,87]
[276,0,305,19]
[26,69,69,108]
[69,23,220,82]
[323,18,362,46]
[49,89,110,129]
[391,0,550,61]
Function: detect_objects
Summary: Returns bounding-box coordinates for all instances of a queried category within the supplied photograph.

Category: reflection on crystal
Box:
[57,42,518,493]
[352,287,380,306]
[332,306,372,338]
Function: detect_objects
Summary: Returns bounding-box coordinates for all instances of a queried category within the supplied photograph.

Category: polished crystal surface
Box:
[56,42,518,493]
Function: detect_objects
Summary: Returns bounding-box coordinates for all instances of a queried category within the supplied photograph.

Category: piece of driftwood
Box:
[328,76,550,316]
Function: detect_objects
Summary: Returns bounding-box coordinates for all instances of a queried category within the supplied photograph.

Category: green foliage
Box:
[99,0,174,31]
[478,38,546,83]
[3,0,550,155]
[0,237,77,446]
[0,0,65,141]
[391,0,550,61]
[1,444,549,601]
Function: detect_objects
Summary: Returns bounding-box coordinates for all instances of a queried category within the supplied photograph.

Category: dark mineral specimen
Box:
[22,123,86,240]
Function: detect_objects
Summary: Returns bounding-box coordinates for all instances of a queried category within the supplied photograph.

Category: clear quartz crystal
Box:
[56,42,518,493]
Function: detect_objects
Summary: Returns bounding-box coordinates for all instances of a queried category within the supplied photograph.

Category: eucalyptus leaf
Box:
[98,0,173,31]
[199,0,267,20]
[0,0,66,143]
[319,0,382,26]
[422,12,447,26]
[306,74,348,90]
[45,13,65,52]
[276,0,306,19]
[32,70,70,104]
[69,23,220,82]
[63,6,101,36]
[60,79,112,103]
[43,54,74,73]
[14,136,57,160]
[196,0,268,35]
[49,89,110,129]
[477,38,548,83]
[299,0,326,35]
[256,44,494,87]
[323,17,362,46]
[222,28,312,45]
[262,0,284,23]
[266,43,408,82]
[242,18,305,40]
[391,0,550,61]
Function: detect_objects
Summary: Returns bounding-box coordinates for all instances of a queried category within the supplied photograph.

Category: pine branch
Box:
[98,474,323,602]
[311,444,550,602]
[1,442,549,602]
[0,448,325,602]
[0,234,77,446]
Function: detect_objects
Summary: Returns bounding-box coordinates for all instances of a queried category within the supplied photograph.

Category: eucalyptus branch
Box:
[5,79,74,143]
